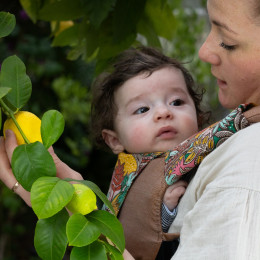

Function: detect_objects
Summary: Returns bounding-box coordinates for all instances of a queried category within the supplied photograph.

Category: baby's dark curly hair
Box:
[91,46,210,149]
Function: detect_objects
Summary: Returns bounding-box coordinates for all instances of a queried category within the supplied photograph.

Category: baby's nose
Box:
[154,106,173,121]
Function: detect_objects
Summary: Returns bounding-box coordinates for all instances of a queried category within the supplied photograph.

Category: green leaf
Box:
[103,241,124,260]
[0,12,16,38]
[34,209,69,260]
[0,107,1,131]
[84,0,116,28]
[137,15,161,47]
[66,213,101,247]
[145,0,177,40]
[0,55,32,110]
[51,24,79,47]
[87,210,125,253]
[70,241,107,260]
[0,87,11,99]
[12,142,56,191]
[41,110,65,149]
[113,0,146,42]
[38,0,85,21]
[31,177,74,219]
[19,0,42,23]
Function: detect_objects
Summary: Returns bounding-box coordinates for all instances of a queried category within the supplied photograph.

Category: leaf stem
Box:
[0,98,30,144]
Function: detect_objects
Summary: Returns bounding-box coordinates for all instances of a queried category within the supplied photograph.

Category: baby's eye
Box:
[170,99,184,106]
[134,107,149,114]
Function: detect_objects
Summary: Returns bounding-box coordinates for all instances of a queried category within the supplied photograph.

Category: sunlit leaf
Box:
[34,209,69,260]
[41,110,65,149]
[31,177,74,219]
[66,213,101,247]
[0,55,32,110]
[12,142,56,191]
[87,210,125,253]
[70,241,107,260]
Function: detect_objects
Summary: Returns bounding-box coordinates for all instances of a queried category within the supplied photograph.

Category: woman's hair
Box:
[91,46,210,149]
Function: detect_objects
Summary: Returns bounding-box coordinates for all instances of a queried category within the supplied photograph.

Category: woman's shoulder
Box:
[235,122,260,140]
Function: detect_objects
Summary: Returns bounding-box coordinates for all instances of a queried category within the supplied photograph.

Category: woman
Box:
[168,0,260,259]
[1,0,260,259]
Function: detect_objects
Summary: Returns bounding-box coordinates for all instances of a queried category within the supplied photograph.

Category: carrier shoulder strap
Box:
[118,157,179,260]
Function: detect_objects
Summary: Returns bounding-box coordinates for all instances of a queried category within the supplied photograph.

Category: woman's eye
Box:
[220,42,236,51]
[170,99,184,106]
[134,107,149,114]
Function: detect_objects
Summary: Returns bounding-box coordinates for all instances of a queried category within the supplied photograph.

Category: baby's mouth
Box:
[157,126,177,139]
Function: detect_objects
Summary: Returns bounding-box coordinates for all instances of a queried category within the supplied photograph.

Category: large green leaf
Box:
[12,142,56,191]
[84,0,116,28]
[31,177,74,219]
[145,0,177,40]
[87,210,125,253]
[0,55,32,110]
[70,241,107,260]
[34,209,69,260]
[41,110,65,149]
[66,213,101,247]
[113,0,146,42]
[38,0,85,21]
[0,12,16,38]
[137,15,161,47]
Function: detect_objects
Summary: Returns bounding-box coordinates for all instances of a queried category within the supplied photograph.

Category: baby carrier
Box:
[105,104,260,260]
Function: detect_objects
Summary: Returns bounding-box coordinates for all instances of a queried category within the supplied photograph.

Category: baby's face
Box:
[111,67,199,154]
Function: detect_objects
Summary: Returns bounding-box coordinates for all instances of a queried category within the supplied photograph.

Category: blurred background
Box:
[0,0,226,258]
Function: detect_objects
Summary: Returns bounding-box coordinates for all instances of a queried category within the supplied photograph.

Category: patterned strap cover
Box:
[105,104,252,216]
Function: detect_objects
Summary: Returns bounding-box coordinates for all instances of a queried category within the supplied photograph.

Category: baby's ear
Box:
[102,129,124,154]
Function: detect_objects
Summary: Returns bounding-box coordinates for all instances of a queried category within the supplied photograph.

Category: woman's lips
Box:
[157,126,177,139]
[217,79,227,88]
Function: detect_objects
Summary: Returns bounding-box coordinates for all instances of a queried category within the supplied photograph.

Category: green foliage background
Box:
[0,0,225,258]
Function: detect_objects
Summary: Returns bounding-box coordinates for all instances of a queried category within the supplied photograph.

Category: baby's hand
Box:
[163,180,188,211]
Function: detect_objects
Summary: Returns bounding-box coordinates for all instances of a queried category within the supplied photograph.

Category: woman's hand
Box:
[0,129,84,206]
[0,130,31,205]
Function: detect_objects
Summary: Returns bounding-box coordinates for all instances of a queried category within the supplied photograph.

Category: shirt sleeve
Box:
[161,203,177,232]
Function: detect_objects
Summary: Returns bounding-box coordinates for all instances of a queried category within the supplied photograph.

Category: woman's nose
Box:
[198,34,221,66]
[154,106,173,121]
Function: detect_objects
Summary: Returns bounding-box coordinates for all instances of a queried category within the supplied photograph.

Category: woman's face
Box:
[199,0,260,109]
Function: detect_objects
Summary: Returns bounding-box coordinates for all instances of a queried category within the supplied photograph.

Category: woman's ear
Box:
[102,129,124,154]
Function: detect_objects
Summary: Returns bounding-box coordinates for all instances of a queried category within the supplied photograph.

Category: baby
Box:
[91,46,209,232]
